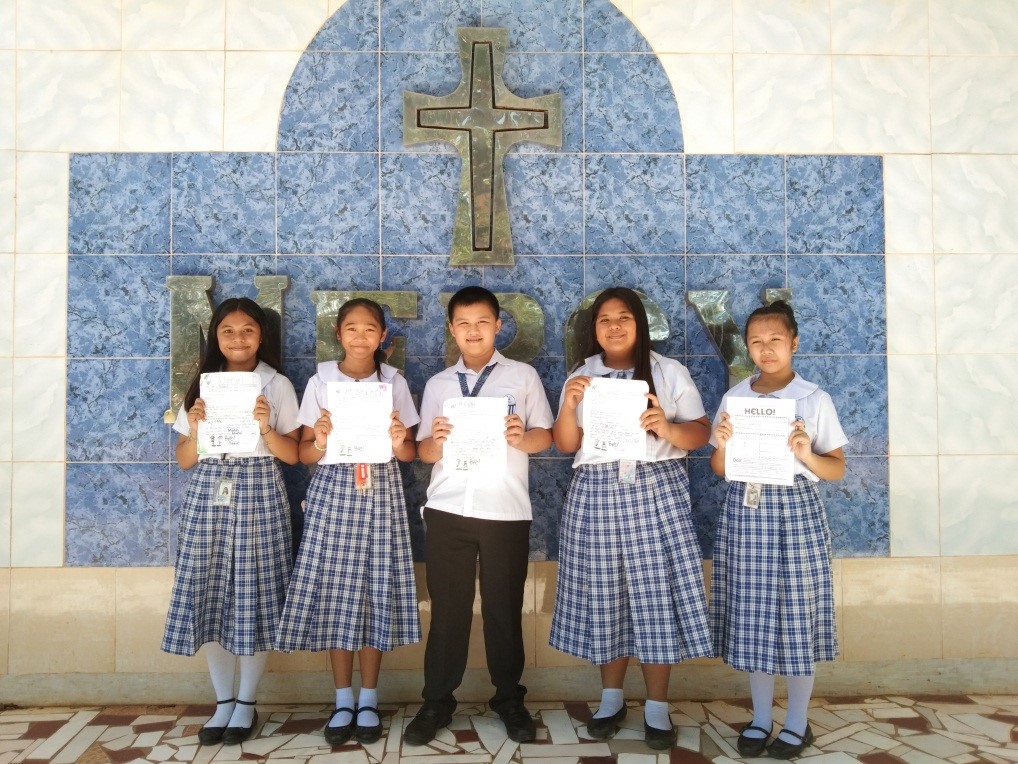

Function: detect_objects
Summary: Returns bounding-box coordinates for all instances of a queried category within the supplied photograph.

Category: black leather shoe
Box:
[586,706,627,740]
[767,724,814,760]
[497,704,536,743]
[222,701,258,745]
[737,723,772,757]
[644,721,677,750]
[323,706,355,746]
[354,706,383,744]
[404,702,453,746]
[198,698,235,745]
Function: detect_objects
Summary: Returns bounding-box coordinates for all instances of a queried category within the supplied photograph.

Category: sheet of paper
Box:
[321,382,393,464]
[443,396,508,477]
[197,372,261,455]
[583,377,650,461]
[724,396,797,486]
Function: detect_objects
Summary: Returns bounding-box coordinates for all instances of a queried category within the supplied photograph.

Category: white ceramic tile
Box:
[886,254,935,354]
[15,152,69,255]
[932,155,1018,254]
[11,357,65,462]
[0,461,10,567]
[733,0,830,53]
[657,54,733,154]
[121,52,225,151]
[888,355,938,456]
[0,357,10,460]
[833,55,930,154]
[10,462,63,566]
[889,456,940,557]
[13,255,67,357]
[632,0,733,53]
[17,0,121,50]
[16,52,120,152]
[830,0,928,54]
[224,51,302,151]
[0,0,14,48]
[0,150,12,252]
[0,254,12,356]
[930,0,1018,55]
[122,0,225,50]
[883,155,933,255]
[937,355,1018,455]
[226,0,328,50]
[931,57,1018,154]
[940,456,1018,556]
[0,51,13,149]
[733,54,833,153]
[935,255,1018,354]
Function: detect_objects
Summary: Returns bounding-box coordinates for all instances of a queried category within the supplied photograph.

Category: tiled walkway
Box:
[1,695,1016,763]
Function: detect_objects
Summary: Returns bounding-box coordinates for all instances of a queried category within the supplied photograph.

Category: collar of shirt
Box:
[254,360,276,388]
[584,350,669,378]
[451,348,506,375]
[748,372,819,400]
[316,360,394,383]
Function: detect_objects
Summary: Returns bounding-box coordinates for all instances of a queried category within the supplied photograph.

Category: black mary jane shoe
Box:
[766,724,814,760]
[736,723,773,757]
[324,706,356,746]
[198,697,235,745]
[585,706,627,740]
[222,700,258,745]
[354,706,383,745]
[644,721,677,750]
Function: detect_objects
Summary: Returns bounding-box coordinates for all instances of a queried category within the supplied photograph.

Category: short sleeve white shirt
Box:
[173,361,300,460]
[417,350,554,521]
[563,351,708,467]
[297,360,421,433]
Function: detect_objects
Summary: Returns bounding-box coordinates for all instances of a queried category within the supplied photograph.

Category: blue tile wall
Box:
[65,0,888,565]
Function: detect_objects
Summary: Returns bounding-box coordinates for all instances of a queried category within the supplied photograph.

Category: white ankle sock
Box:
[592,688,624,719]
[644,699,671,731]
[357,688,379,727]
[746,671,775,738]
[330,687,355,727]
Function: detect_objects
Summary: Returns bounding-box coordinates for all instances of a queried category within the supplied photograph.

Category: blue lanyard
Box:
[458,363,495,397]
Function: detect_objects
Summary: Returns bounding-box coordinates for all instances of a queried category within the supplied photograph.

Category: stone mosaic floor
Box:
[1,695,1016,763]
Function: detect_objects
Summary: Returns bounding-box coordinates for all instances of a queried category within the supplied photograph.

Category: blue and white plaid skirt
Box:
[710,476,838,676]
[162,457,292,656]
[550,459,713,664]
[275,460,421,652]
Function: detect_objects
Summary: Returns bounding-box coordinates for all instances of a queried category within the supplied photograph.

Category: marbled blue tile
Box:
[685,254,788,357]
[483,0,581,52]
[306,0,378,51]
[68,255,170,358]
[380,154,458,255]
[583,0,651,53]
[825,456,889,557]
[380,53,460,153]
[276,255,380,358]
[504,155,583,255]
[278,153,379,254]
[585,154,684,254]
[169,463,190,560]
[787,255,886,354]
[69,153,170,254]
[67,359,171,462]
[787,155,884,254]
[530,456,573,560]
[284,356,318,403]
[503,53,582,153]
[584,255,686,356]
[687,456,725,558]
[796,355,888,457]
[403,356,448,403]
[584,54,683,153]
[277,53,379,152]
[170,255,277,305]
[66,463,170,567]
[687,156,785,254]
[684,354,728,446]
[171,153,275,254]
[531,355,567,421]
[380,0,482,51]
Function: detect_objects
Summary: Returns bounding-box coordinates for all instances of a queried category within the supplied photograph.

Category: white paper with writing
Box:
[724,396,796,486]
[442,396,508,477]
[583,377,650,461]
[321,382,393,465]
[197,372,262,455]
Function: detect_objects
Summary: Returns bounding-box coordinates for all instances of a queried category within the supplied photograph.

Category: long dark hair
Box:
[183,298,283,409]
[744,299,798,340]
[336,297,388,379]
[586,287,657,399]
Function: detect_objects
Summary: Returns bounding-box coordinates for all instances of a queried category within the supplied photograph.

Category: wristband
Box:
[313,440,327,452]
[260,427,271,436]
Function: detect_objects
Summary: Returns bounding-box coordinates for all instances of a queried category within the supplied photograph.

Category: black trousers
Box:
[421,508,531,711]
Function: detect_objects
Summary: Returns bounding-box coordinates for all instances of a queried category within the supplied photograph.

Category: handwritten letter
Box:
[197,372,262,455]
[322,382,394,464]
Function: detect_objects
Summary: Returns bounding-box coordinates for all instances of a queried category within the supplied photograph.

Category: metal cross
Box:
[404,27,562,266]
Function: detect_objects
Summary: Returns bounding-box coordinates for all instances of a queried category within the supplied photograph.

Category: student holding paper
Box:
[709,300,847,760]
[549,287,712,750]
[163,298,300,746]
[404,286,553,746]
[275,298,420,746]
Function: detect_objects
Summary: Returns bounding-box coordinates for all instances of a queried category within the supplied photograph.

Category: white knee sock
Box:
[331,687,355,727]
[592,688,624,719]
[746,671,775,738]
[778,674,814,743]
[204,643,237,728]
[357,687,379,727]
[229,651,268,728]
[643,699,671,731]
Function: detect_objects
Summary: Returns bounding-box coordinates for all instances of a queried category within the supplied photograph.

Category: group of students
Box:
[162,285,846,760]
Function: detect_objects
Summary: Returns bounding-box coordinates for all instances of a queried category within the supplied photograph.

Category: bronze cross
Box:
[404,27,562,266]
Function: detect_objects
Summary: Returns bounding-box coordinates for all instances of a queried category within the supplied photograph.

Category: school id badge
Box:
[213,478,235,507]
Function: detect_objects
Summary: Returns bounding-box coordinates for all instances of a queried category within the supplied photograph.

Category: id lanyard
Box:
[457,363,495,398]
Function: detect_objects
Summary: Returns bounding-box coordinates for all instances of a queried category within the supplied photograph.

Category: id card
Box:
[213,478,235,507]
[743,482,762,509]
[355,463,372,492]
[618,459,637,484]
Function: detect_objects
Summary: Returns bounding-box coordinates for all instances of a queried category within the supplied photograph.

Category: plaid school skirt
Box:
[162,457,292,656]
[275,460,421,652]
[710,476,838,676]
[550,460,713,665]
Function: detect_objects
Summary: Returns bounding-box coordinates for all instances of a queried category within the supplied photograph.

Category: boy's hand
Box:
[504,413,525,447]
[431,415,452,446]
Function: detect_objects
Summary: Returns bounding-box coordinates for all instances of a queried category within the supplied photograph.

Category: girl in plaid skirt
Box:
[162,298,301,746]
[549,287,713,750]
[275,298,420,746]
[710,300,847,760]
